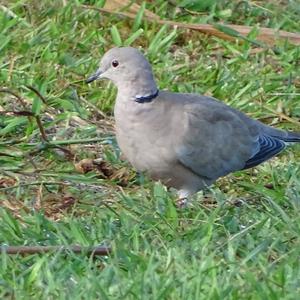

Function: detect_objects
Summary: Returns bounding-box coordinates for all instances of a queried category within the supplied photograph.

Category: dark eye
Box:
[112,60,119,67]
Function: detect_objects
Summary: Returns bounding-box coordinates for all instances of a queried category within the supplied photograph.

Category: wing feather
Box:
[175,100,258,179]
[243,135,285,169]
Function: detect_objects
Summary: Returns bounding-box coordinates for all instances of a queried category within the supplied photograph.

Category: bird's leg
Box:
[176,189,191,208]
[176,198,189,208]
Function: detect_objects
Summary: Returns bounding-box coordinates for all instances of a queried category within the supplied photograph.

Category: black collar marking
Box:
[135,89,159,103]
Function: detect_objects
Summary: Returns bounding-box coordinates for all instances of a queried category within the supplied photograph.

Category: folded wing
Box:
[243,135,285,169]
[175,98,259,180]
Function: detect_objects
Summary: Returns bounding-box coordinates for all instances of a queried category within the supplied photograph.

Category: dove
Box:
[86,47,300,202]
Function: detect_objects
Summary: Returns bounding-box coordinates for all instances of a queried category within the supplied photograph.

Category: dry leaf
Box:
[41,193,77,220]
[0,177,16,188]
[74,158,134,186]
[75,158,95,174]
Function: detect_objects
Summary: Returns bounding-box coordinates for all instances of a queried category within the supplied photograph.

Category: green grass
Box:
[1,0,300,298]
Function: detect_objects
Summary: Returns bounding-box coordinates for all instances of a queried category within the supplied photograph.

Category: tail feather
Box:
[261,124,300,142]
[279,131,300,142]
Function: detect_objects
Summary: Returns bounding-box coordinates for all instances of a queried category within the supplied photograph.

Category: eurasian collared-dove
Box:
[87,47,300,200]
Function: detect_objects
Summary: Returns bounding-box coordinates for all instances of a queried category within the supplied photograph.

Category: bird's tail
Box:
[243,128,299,170]
[272,131,300,143]
[279,131,300,142]
[261,124,300,143]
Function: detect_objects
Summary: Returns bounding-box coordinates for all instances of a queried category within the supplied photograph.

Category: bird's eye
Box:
[112,60,119,67]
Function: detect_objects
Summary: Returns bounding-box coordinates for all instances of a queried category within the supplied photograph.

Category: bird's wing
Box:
[172,94,280,179]
[243,135,285,169]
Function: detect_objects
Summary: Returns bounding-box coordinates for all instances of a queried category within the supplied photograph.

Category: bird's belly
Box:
[115,121,212,192]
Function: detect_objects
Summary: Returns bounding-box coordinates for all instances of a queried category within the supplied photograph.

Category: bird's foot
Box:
[176,197,189,209]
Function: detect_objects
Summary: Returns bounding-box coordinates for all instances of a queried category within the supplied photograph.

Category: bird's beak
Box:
[86,68,103,84]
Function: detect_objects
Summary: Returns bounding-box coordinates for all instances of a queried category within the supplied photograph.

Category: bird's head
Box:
[86,47,158,100]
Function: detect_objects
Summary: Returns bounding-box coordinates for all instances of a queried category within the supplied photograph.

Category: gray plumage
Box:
[87,47,300,198]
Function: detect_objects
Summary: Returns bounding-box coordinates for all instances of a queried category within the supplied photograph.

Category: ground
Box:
[0,0,300,299]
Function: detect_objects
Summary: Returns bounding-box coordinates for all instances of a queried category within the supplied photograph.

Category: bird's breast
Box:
[114,101,173,173]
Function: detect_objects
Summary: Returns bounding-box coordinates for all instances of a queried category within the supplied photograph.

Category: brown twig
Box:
[81,4,300,46]
[264,107,300,126]
[8,56,16,82]
[0,89,76,155]
[25,85,48,105]
[0,109,49,142]
[0,110,34,116]
[0,152,18,157]
[35,115,48,141]
[28,141,74,160]
[0,110,73,156]
[0,88,27,108]
[1,245,112,256]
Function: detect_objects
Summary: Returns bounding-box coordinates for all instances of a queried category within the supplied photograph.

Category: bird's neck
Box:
[134,89,159,103]
[114,83,159,123]
[116,72,158,102]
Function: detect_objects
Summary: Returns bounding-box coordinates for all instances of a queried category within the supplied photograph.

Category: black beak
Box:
[85,69,102,84]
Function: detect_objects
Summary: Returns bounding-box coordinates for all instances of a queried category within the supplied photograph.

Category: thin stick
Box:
[0,88,27,108]
[1,245,112,256]
[81,4,300,45]
[264,107,300,126]
[25,137,109,146]
[35,116,48,142]
[0,137,109,146]
[25,85,47,104]
[0,111,34,116]
[25,85,48,105]
[0,88,49,141]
